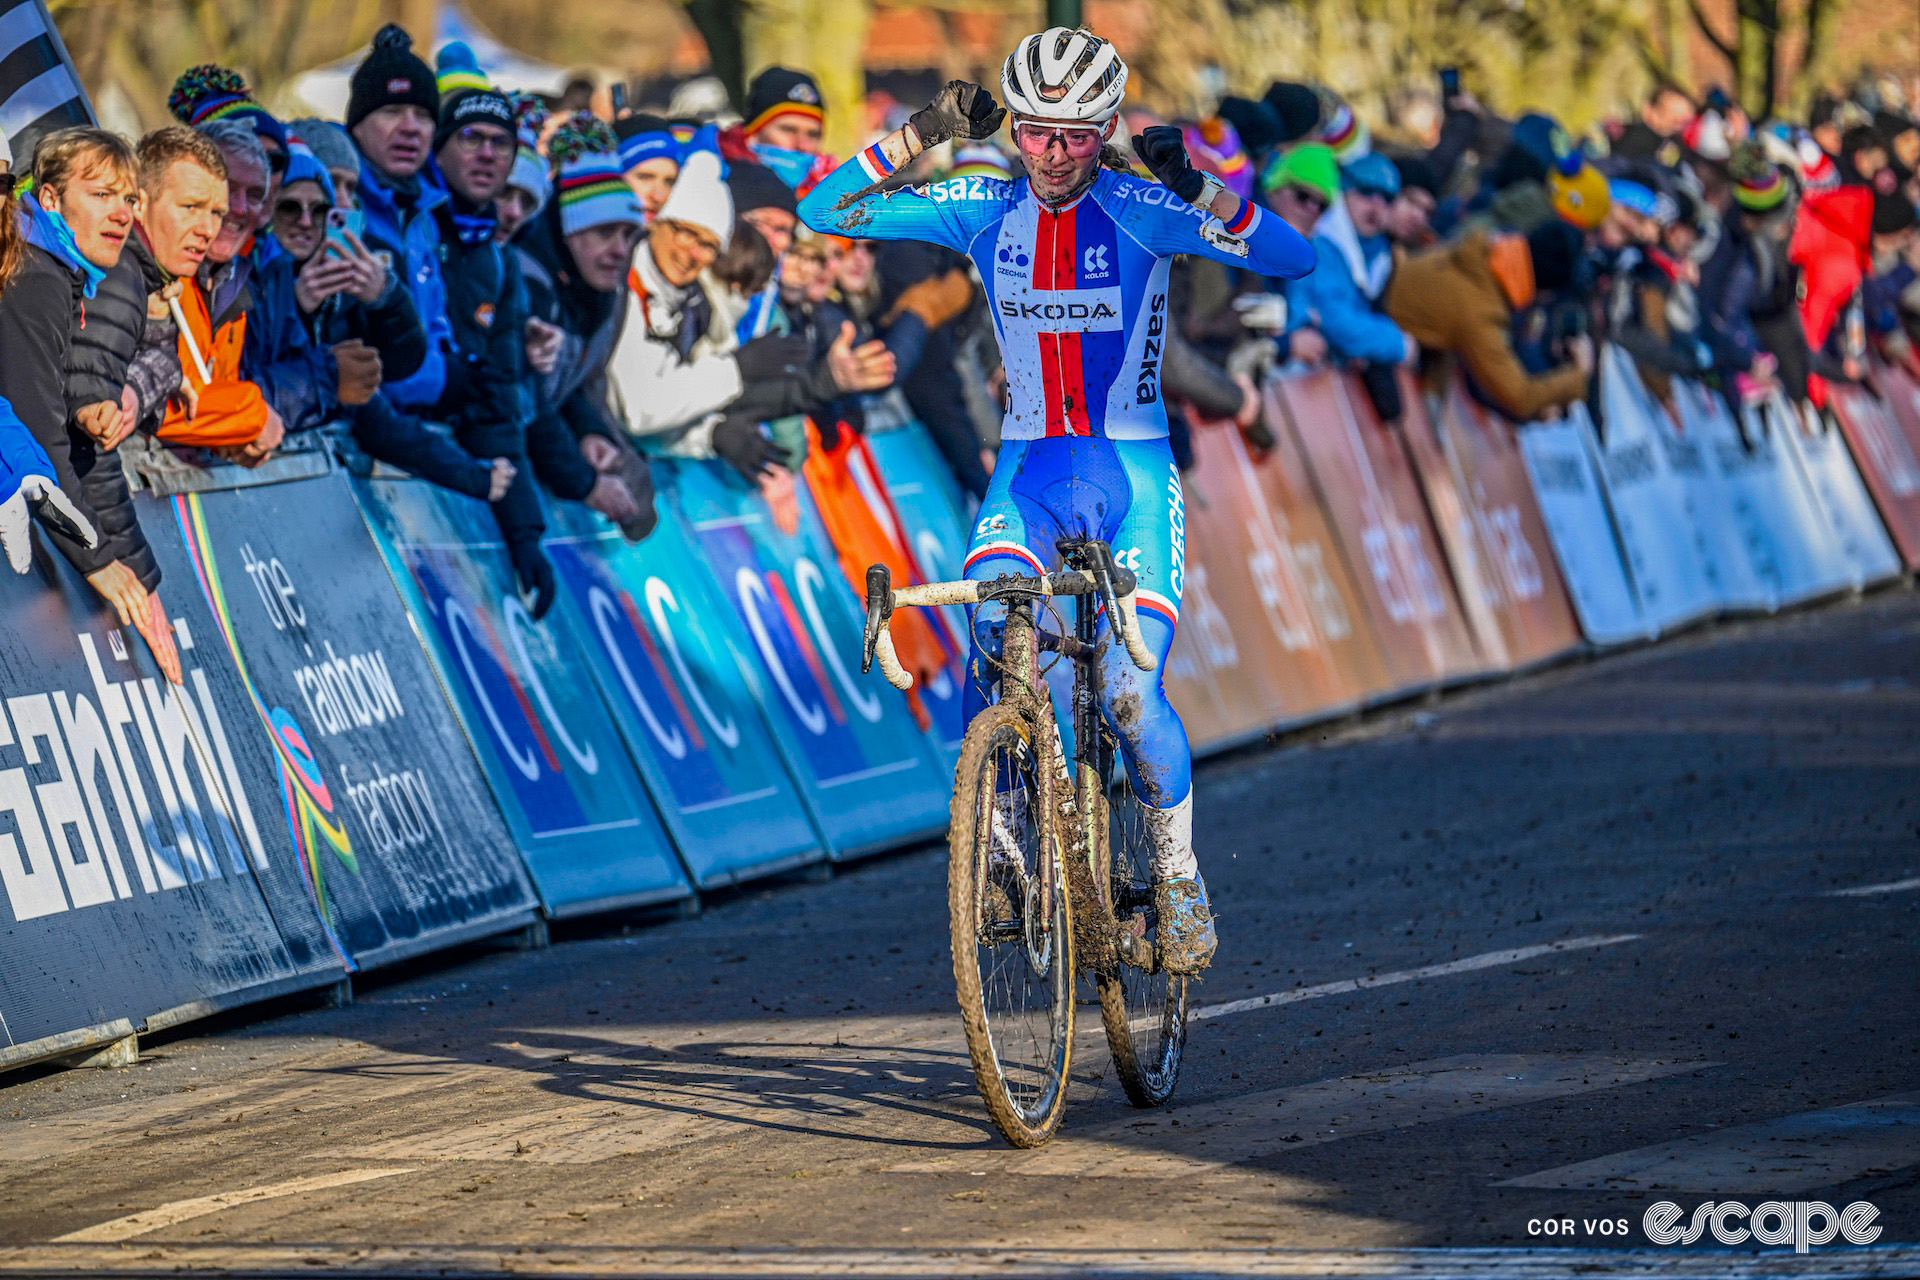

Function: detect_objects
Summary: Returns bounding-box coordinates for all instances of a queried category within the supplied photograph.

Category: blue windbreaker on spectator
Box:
[357,158,450,408]
[0,396,55,505]
[1285,200,1409,365]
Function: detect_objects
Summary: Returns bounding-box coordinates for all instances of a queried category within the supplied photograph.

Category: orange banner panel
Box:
[1272,371,1487,692]
[1430,383,1586,666]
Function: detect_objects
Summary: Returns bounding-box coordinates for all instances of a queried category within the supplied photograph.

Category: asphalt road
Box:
[1,590,1917,1278]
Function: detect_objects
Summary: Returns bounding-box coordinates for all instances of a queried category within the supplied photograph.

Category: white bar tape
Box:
[874,630,913,691]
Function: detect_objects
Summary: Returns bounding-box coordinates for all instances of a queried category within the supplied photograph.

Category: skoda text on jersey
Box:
[798,162,1315,441]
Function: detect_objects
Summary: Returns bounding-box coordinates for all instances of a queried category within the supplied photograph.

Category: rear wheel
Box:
[948,702,1074,1147]
[1095,748,1187,1107]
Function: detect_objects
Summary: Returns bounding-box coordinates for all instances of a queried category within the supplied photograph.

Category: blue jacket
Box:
[1286,235,1409,366]
[357,158,450,408]
[0,397,54,505]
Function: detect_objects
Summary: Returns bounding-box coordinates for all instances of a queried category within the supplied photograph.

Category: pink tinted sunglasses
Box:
[1013,121,1106,159]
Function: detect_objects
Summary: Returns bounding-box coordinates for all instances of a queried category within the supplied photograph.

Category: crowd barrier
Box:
[3,344,1914,1074]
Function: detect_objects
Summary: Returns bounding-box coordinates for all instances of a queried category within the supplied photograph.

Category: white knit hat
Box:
[655,150,732,252]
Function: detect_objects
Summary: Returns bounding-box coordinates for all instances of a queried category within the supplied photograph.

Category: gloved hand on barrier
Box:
[0,414,96,573]
[508,538,556,621]
[713,413,792,483]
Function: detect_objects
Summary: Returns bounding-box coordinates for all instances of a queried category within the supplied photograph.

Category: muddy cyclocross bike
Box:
[861,537,1190,1147]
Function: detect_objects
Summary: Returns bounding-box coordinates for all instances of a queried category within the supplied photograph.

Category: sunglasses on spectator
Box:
[1282,185,1329,213]
[274,197,332,224]
[1013,122,1105,159]
[450,126,514,155]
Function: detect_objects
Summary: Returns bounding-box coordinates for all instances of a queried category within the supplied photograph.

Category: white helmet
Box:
[999,27,1128,125]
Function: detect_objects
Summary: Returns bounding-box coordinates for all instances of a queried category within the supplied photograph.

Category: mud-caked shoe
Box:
[1154,875,1217,975]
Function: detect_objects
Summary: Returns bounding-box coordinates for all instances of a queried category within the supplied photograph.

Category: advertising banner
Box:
[0,533,344,1069]
[1593,347,1722,634]
[541,502,823,888]
[1515,406,1650,647]
[1648,382,1773,614]
[1418,387,1584,668]
[1773,397,1902,588]
[155,472,539,968]
[853,424,973,766]
[661,461,950,859]
[352,476,691,915]
[1274,371,1485,691]
[1827,383,1920,570]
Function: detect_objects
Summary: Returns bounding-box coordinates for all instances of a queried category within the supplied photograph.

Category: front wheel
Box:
[948,702,1074,1147]
[1095,754,1188,1107]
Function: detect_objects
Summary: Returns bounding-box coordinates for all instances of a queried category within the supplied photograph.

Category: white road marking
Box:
[51,1167,415,1243]
[1500,1093,1920,1193]
[1190,934,1641,1023]
[11,1243,1917,1277]
[890,1054,1711,1177]
[1827,875,1920,898]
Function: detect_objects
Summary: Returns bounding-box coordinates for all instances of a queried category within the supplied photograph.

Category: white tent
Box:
[283,0,571,120]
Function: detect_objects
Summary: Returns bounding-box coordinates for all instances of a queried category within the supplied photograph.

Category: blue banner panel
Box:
[542,502,823,887]
[149,473,540,968]
[659,460,950,859]
[351,475,690,915]
[860,424,974,764]
[0,537,344,1066]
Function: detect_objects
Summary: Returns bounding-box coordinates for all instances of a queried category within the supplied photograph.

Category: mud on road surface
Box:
[1,591,1916,1277]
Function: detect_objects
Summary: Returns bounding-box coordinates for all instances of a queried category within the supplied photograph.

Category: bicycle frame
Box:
[863,541,1159,977]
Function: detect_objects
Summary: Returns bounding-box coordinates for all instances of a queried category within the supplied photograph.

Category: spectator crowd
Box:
[1,25,1916,684]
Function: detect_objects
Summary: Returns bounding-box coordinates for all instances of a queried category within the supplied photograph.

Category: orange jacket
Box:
[159,270,270,447]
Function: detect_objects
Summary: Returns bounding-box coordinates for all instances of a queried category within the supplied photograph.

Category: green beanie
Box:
[1260,142,1340,204]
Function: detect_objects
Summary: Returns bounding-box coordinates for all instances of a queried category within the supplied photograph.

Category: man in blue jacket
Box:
[1285,149,1416,418]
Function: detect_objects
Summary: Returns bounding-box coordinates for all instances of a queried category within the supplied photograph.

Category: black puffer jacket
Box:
[54,252,161,588]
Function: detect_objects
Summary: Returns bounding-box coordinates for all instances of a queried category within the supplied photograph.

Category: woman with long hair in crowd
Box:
[0,127,99,577]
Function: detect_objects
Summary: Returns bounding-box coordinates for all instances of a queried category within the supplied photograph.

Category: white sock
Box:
[1143,793,1196,882]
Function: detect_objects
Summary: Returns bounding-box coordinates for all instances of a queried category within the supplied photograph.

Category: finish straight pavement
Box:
[0,590,1917,1276]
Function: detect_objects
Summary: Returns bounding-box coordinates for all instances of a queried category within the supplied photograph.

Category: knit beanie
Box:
[1525,219,1583,293]
[168,65,287,154]
[743,66,823,137]
[1392,154,1438,197]
[1873,192,1918,237]
[434,42,513,151]
[281,130,336,203]
[550,112,643,236]
[1216,97,1284,153]
[1340,150,1400,198]
[348,24,439,132]
[506,92,552,213]
[287,118,357,178]
[614,112,680,172]
[949,143,1012,182]
[1729,142,1788,213]
[1183,119,1254,201]
[1262,82,1324,146]
[727,160,798,216]
[1550,162,1611,230]
[1313,91,1370,163]
[655,149,732,251]
[1260,142,1339,204]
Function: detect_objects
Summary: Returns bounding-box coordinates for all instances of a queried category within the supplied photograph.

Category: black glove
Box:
[734,333,813,383]
[711,414,791,482]
[613,446,658,544]
[909,80,1006,149]
[508,539,556,621]
[1131,125,1208,205]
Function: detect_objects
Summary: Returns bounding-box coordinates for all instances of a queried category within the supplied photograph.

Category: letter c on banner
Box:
[447,596,541,781]
[503,597,600,775]
[736,567,827,735]
[645,578,740,750]
[795,556,883,723]
[589,585,686,760]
